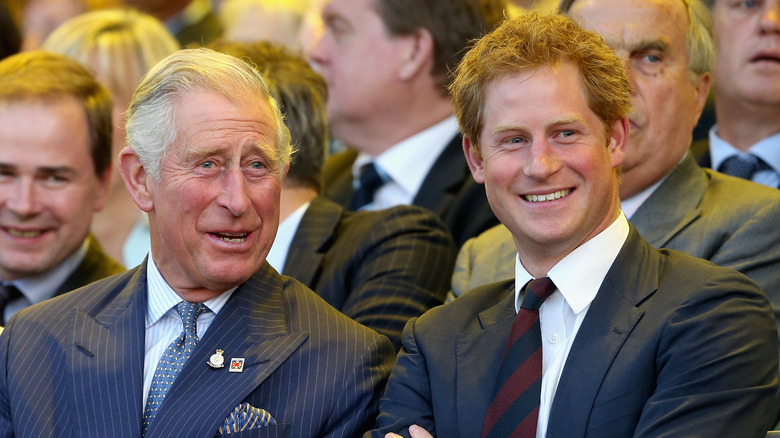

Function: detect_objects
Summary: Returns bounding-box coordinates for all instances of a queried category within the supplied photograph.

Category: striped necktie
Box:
[142,301,206,435]
[482,277,557,438]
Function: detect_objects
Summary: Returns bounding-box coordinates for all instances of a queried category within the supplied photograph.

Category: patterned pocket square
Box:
[218,402,276,434]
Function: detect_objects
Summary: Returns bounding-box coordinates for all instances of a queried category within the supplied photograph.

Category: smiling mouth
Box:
[523,189,572,203]
[213,232,248,243]
[4,228,45,238]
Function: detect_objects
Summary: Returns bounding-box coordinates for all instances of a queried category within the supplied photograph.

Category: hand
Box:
[384,424,434,438]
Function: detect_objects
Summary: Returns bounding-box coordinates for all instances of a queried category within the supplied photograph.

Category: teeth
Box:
[524,189,571,203]
[7,229,43,238]
[217,232,247,243]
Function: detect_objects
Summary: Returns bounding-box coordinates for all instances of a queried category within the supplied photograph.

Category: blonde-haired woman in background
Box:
[43,8,180,267]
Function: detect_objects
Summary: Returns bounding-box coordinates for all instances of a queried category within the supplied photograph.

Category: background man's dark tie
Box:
[718,154,771,181]
[350,162,385,211]
[0,283,22,325]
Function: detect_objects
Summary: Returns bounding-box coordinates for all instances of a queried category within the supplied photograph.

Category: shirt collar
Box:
[266,201,310,272]
[8,239,88,304]
[709,125,780,175]
[514,212,630,313]
[145,253,235,329]
[353,116,460,198]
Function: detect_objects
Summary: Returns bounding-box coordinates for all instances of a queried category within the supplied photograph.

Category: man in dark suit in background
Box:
[0,51,123,325]
[0,48,395,438]
[370,12,777,438]
[210,39,457,350]
[691,0,780,187]
[308,0,502,246]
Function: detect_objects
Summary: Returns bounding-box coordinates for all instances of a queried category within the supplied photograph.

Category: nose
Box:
[759,1,780,34]
[523,140,562,180]
[6,178,40,218]
[306,28,329,68]
[218,167,251,217]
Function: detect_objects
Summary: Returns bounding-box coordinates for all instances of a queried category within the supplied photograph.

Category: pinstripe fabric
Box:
[142,256,233,407]
[142,302,206,435]
[283,197,457,350]
[0,262,395,438]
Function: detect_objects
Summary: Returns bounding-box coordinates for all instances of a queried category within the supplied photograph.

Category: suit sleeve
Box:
[365,318,437,438]
[340,207,457,351]
[324,330,396,438]
[634,269,779,437]
[706,199,780,323]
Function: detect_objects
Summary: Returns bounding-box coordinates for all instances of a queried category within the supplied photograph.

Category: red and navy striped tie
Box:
[482,277,557,438]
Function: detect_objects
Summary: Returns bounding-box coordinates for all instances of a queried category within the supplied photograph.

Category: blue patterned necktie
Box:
[718,154,771,181]
[142,301,207,435]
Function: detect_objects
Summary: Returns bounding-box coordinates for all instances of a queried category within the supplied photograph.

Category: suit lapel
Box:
[413,134,468,216]
[282,197,343,288]
[546,228,660,437]
[146,265,308,437]
[69,266,147,436]
[455,281,515,437]
[630,153,707,247]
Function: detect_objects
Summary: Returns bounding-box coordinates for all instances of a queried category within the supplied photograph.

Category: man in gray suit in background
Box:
[453,0,780,312]
[0,48,395,438]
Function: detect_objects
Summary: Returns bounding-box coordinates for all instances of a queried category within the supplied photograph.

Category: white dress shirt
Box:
[514,213,630,438]
[142,253,235,408]
[266,201,310,272]
[709,126,780,188]
[352,116,459,210]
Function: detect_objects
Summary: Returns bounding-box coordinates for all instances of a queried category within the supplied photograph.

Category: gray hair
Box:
[125,47,292,180]
[561,0,714,78]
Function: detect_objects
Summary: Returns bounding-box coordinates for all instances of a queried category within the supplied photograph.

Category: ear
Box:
[692,72,711,124]
[92,164,112,212]
[119,147,155,213]
[463,136,486,183]
[608,117,629,169]
[398,28,434,81]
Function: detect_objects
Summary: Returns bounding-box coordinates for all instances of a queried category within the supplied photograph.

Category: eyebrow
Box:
[630,39,670,55]
[489,116,586,136]
[0,163,77,175]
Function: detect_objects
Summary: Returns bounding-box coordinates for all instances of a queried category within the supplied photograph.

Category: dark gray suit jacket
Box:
[0,263,395,438]
[282,196,456,350]
[322,134,499,246]
[370,227,778,437]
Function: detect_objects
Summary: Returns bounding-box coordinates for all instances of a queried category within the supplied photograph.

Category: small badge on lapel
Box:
[208,349,225,369]
[229,358,245,373]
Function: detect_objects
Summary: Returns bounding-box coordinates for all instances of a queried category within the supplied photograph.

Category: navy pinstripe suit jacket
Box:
[0,263,395,438]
